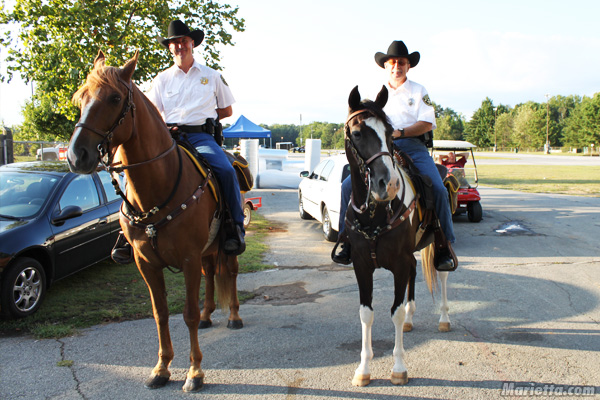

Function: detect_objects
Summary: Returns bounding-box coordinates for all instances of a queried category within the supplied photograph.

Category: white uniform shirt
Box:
[384,79,436,130]
[146,60,235,125]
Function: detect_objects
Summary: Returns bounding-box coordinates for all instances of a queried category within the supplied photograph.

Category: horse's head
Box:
[345,85,401,202]
[67,51,139,174]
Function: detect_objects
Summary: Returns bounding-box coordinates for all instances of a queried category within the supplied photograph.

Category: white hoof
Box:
[391,371,408,385]
[438,322,451,332]
[352,373,371,387]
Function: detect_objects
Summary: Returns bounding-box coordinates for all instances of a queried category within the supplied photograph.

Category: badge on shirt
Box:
[408,98,414,106]
[221,75,229,86]
[423,94,433,106]
[200,77,209,85]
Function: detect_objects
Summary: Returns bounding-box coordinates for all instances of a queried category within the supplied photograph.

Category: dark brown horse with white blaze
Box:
[344,86,450,387]
[67,51,242,392]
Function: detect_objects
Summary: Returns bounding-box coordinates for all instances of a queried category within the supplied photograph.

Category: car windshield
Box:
[0,171,59,219]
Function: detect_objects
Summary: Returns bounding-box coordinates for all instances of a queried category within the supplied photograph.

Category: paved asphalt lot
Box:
[1,154,599,400]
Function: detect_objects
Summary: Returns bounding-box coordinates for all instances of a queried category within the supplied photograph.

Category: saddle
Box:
[172,130,252,253]
[392,147,449,256]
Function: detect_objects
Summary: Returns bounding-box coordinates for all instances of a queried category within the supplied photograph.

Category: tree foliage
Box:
[432,102,465,140]
[464,97,495,147]
[1,0,245,140]
[562,93,600,149]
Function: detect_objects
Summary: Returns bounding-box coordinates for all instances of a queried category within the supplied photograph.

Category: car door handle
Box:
[98,219,108,225]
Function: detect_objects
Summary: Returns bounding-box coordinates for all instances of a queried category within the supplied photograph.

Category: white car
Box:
[298,155,350,242]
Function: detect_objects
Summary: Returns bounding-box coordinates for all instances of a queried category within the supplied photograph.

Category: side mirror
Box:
[299,171,310,178]
[52,205,83,225]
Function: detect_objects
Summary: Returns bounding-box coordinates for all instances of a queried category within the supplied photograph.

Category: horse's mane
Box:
[72,63,122,105]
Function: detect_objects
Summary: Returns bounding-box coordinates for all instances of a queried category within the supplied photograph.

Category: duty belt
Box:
[167,123,209,133]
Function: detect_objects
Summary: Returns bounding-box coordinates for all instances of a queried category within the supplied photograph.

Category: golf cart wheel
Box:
[467,201,483,222]
[322,205,338,242]
[243,203,252,228]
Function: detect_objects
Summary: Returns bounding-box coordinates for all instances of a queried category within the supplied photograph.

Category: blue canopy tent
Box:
[223,115,271,147]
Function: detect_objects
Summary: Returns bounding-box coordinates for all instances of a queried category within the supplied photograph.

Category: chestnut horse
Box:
[67,51,242,392]
[343,86,450,387]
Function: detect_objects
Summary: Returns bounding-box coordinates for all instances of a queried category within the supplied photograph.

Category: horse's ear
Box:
[94,50,106,69]
[121,51,139,82]
[349,86,361,111]
[375,85,388,108]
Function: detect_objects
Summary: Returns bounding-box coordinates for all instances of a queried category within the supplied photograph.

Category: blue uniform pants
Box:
[339,138,455,243]
[188,133,245,234]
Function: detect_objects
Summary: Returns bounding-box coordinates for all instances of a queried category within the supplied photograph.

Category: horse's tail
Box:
[420,242,438,294]
[214,251,235,312]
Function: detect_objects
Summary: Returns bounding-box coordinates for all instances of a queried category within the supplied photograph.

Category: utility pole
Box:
[545,94,550,154]
[493,106,497,152]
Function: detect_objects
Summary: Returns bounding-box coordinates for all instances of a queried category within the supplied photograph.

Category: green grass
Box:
[0,213,275,339]
[14,155,36,162]
[477,165,600,196]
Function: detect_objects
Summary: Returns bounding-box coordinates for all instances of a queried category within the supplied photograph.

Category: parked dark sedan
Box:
[0,161,122,317]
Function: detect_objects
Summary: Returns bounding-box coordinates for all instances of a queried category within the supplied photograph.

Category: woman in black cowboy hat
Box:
[334,40,457,271]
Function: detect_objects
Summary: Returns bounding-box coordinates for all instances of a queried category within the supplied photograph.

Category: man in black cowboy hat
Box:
[333,40,457,271]
[147,19,245,255]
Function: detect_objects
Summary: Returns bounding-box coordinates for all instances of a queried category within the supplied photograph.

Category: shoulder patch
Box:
[220,75,229,86]
[422,94,432,106]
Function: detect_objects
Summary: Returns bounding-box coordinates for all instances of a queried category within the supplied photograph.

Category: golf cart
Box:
[431,140,482,222]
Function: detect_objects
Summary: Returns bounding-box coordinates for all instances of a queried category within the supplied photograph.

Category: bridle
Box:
[75,77,137,168]
[74,77,180,223]
[344,108,399,215]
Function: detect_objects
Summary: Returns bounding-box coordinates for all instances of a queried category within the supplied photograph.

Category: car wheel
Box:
[298,192,313,220]
[243,202,252,228]
[322,205,338,242]
[467,201,483,222]
[1,257,46,318]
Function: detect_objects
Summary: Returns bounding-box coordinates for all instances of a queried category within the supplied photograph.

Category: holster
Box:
[205,118,223,146]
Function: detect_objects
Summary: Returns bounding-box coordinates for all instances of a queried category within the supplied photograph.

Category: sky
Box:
[2,0,600,128]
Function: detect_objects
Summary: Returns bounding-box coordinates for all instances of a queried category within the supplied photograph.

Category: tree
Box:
[494,113,515,149]
[1,0,245,140]
[297,121,344,149]
[464,97,495,147]
[432,103,465,141]
[512,102,546,150]
[562,93,600,149]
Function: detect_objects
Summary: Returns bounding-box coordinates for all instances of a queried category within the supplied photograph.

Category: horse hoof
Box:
[438,322,451,332]
[227,319,243,329]
[352,374,370,387]
[403,322,413,332]
[182,376,204,392]
[198,320,212,329]
[144,375,169,389]
[391,371,408,385]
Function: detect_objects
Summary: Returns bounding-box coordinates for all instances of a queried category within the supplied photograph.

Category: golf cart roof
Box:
[432,140,477,150]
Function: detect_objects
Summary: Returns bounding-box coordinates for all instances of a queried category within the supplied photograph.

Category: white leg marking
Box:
[438,271,451,332]
[403,300,416,331]
[391,305,407,374]
[391,305,409,384]
[353,305,374,386]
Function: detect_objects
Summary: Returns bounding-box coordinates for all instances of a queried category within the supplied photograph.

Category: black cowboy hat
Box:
[157,20,204,49]
[374,40,420,68]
